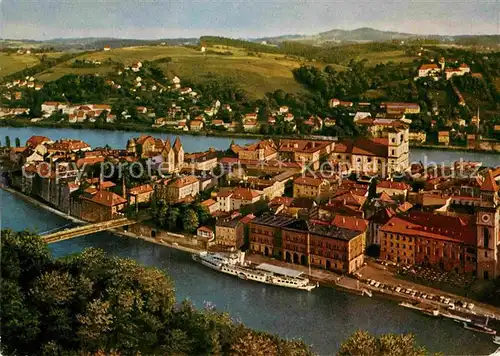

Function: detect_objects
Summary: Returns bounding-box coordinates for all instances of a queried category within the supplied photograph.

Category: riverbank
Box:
[0,185,85,224]
[412,143,500,154]
[2,185,500,328]
[2,120,499,154]
[246,254,500,322]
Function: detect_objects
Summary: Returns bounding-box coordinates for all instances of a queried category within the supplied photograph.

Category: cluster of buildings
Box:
[3,119,499,280]
[417,57,472,81]
[40,102,116,123]
[4,76,44,91]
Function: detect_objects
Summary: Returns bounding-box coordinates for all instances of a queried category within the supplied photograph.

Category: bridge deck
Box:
[43,218,137,243]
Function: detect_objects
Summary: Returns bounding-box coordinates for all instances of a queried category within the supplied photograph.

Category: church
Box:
[126,135,184,173]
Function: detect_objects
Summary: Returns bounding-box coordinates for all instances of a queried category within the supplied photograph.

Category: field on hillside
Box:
[354,50,417,66]
[34,45,317,98]
[36,65,114,82]
[0,53,40,79]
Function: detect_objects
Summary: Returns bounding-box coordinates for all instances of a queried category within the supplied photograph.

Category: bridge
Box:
[42,217,139,244]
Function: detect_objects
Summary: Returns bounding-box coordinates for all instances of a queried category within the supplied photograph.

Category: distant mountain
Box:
[2,27,498,50]
[318,27,418,42]
[253,27,499,46]
[0,37,199,50]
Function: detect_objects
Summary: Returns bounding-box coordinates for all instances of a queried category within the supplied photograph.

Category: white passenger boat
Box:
[193,251,317,291]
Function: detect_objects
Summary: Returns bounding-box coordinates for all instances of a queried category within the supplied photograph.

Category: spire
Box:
[481,170,499,192]
[163,138,171,152]
[173,136,182,152]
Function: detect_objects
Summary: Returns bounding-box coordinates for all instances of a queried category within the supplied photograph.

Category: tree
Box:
[158,204,168,227]
[1,230,314,355]
[15,137,21,148]
[182,208,199,233]
[338,330,426,356]
[166,206,180,231]
[194,203,212,226]
[5,136,11,148]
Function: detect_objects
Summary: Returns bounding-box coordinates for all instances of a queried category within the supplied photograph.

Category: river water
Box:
[1,127,499,354]
[1,126,499,167]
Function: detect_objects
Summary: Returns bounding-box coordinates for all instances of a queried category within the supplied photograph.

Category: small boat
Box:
[422,309,440,317]
[493,336,500,345]
[361,288,372,297]
[399,301,424,311]
[463,322,497,335]
[441,312,471,323]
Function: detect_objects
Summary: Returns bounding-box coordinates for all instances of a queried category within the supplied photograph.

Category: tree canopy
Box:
[0,229,315,355]
[338,330,428,356]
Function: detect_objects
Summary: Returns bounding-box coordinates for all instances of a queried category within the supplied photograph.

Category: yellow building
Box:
[293,177,329,199]
[160,176,199,203]
[438,131,450,146]
[128,184,153,205]
[379,219,416,265]
[215,217,244,248]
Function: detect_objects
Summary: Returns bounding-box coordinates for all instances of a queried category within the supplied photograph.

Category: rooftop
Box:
[256,263,303,278]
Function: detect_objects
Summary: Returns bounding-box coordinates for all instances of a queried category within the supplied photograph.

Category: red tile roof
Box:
[169,176,199,188]
[201,198,217,207]
[331,192,366,207]
[294,176,325,187]
[334,138,388,157]
[331,215,368,233]
[381,212,476,245]
[232,187,261,200]
[481,170,499,192]
[419,64,439,70]
[26,135,50,148]
[128,184,153,195]
[100,181,116,189]
[377,181,410,191]
[83,191,127,207]
[240,214,256,224]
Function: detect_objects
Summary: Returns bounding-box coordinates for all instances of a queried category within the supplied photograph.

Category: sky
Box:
[1,0,499,40]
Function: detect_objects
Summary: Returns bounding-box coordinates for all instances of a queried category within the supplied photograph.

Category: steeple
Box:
[481,170,499,193]
[126,138,136,154]
[173,136,182,152]
[163,138,171,153]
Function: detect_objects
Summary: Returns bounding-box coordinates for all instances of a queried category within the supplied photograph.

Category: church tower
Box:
[126,138,136,155]
[172,137,184,171]
[476,170,500,280]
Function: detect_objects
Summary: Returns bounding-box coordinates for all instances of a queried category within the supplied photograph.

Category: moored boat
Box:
[422,309,440,317]
[193,251,317,291]
[399,301,424,311]
[462,322,497,335]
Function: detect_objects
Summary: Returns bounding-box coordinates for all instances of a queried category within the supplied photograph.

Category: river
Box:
[0,127,499,354]
[1,126,499,167]
[1,189,497,354]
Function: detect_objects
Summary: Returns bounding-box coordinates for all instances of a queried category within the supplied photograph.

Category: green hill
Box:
[33,45,321,99]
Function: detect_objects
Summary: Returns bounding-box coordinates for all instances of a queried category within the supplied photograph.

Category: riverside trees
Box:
[0,229,315,355]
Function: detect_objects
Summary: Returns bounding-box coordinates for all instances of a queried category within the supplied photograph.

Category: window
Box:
[484,227,490,249]
[485,251,488,258]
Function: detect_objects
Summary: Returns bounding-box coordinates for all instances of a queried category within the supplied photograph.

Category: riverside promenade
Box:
[246,253,500,323]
